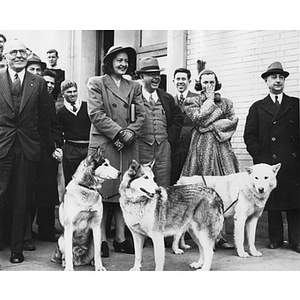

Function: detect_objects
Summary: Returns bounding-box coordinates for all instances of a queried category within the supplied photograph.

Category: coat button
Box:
[272,154,277,159]
[113,117,117,121]
[273,121,277,125]
[292,153,297,157]
[112,103,117,108]
[289,119,294,123]
[271,137,276,141]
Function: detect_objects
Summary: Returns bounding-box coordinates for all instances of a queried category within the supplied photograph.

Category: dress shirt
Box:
[270,93,283,104]
[8,68,25,85]
[142,88,158,103]
[64,99,82,116]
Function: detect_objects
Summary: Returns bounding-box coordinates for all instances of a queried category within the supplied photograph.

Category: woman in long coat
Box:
[181,70,239,177]
[87,46,145,257]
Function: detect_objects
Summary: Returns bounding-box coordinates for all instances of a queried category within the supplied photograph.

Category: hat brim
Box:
[26,61,47,71]
[103,47,136,64]
[136,68,165,75]
[261,69,289,79]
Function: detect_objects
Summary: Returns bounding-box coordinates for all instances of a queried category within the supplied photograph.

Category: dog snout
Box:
[258,187,264,193]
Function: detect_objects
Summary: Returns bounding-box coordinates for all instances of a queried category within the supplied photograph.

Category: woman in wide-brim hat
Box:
[86,45,145,258]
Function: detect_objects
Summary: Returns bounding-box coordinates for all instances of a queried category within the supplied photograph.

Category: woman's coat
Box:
[87,74,145,201]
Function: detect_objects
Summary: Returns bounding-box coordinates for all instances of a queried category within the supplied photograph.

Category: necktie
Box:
[12,73,22,95]
[149,93,155,107]
[275,95,280,108]
[179,93,184,105]
[71,102,77,112]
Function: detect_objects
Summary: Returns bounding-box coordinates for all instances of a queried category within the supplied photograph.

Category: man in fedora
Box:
[244,61,300,253]
[136,57,183,187]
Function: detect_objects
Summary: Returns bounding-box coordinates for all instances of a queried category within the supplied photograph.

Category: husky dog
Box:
[51,147,120,271]
[119,160,224,271]
[177,163,281,258]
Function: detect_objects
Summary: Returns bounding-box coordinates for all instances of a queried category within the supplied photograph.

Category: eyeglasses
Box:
[7,49,28,57]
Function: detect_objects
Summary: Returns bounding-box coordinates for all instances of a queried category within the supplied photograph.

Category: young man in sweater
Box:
[57,80,91,185]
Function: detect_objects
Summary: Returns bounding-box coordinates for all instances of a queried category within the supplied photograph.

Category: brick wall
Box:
[186,30,300,169]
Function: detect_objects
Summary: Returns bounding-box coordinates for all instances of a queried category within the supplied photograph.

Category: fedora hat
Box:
[103,45,136,64]
[261,61,289,79]
[26,53,47,71]
[136,57,165,74]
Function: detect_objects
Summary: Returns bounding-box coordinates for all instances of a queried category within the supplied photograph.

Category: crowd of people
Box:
[0,34,299,266]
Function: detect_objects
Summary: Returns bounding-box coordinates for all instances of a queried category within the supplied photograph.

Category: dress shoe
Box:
[23,239,36,251]
[216,237,235,250]
[113,239,134,254]
[267,242,283,249]
[10,252,24,263]
[101,241,109,258]
[292,243,300,253]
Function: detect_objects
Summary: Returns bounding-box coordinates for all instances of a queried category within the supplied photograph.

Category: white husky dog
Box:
[177,163,281,258]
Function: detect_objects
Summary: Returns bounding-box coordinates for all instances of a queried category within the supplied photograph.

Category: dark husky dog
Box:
[51,147,120,271]
[119,160,224,271]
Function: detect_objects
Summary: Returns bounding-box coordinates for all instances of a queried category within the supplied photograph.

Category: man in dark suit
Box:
[244,61,300,253]
[136,57,183,187]
[170,68,198,185]
[0,39,50,263]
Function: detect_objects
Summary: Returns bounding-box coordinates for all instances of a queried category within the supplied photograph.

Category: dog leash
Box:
[200,174,238,215]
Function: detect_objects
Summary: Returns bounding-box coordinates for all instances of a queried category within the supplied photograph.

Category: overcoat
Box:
[87,74,145,201]
[181,93,239,176]
[244,93,300,210]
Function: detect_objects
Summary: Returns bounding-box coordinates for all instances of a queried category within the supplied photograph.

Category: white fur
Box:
[177,163,281,258]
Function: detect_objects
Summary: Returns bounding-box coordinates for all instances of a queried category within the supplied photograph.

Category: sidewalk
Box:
[0,234,299,271]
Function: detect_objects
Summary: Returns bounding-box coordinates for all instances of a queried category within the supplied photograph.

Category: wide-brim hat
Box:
[261,61,289,79]
[136,57,165,74]
[103,45,136,64]
[26,53,47,71]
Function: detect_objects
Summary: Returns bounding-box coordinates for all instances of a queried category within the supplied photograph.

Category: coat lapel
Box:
[0,68,14,110]
[260,95,277,116]
[19,71,36,113]
[273,93,294,121]
[104,75,130,104]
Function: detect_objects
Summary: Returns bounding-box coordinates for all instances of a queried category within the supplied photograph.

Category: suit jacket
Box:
[0,68,50,161]
[244,93,300,210]
[156,88,183,147]
[173,90,198,153]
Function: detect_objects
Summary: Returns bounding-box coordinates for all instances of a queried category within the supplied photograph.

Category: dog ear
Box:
[272,163,281,175]
[244,166,253,175]
[146,159,156,169]
[128,159,139,175]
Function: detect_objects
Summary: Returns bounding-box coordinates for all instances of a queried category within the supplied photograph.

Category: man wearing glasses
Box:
[0,39,50,263]
[136,57,183,188]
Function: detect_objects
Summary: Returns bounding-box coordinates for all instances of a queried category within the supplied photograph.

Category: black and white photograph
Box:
[0,0,299,299]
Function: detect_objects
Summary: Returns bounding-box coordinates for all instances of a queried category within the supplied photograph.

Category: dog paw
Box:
[129,267,141,271]
[249,250,262,257]
[95,266,107,271]
[64,267,74,271]
[237,251,250,258]
[173,249,184,255]
[182,244,192,250]
[190,262,203,269]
